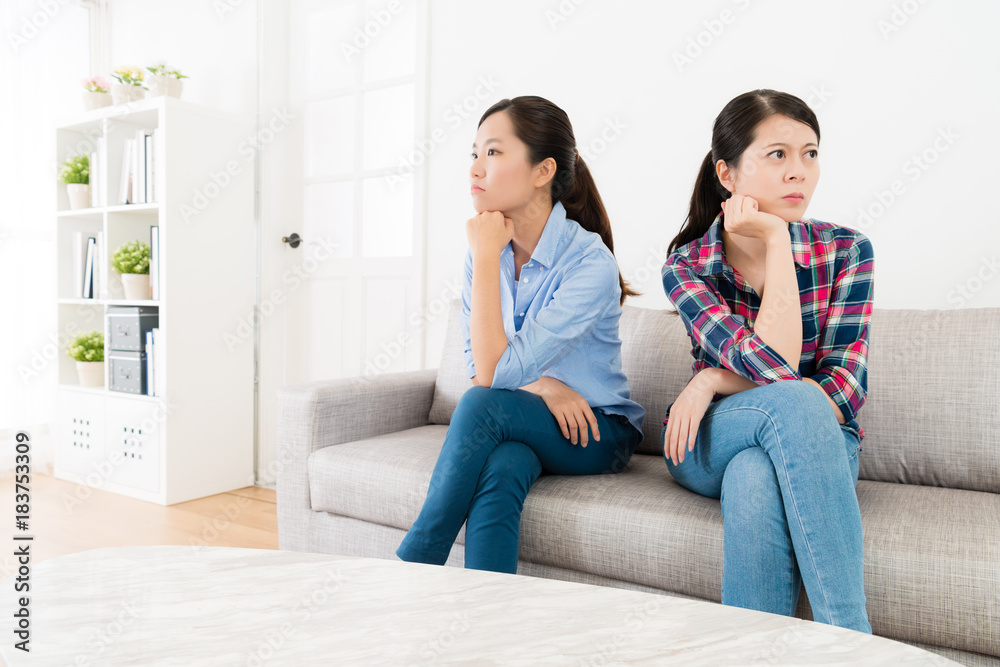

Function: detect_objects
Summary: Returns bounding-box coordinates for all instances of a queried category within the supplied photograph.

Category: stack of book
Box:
[89,135,105,208]
[72,231,103,299]
[119,128,158,205]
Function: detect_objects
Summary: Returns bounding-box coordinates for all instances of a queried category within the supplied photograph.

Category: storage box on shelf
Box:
[54,95,256,505]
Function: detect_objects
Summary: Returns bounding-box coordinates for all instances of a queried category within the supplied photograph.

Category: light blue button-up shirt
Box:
[461,201,645,436]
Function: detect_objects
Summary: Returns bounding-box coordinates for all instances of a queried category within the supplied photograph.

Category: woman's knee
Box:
[452,385,519,430]
[745,381,842,441]
[720,448,782,520]
[477,441,541,496]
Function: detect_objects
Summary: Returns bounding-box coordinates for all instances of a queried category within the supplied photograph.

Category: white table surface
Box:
[0,545,960,666]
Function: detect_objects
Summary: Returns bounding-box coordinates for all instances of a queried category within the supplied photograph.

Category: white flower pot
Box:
[76,361,105,387]
[82,91,112,110]
[110,82,145,105]
[146,74,184,98]
[121,273,150,300]
[67,183,91,210]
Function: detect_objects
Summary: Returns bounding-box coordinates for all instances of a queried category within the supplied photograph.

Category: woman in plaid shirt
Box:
[661,89,875,632]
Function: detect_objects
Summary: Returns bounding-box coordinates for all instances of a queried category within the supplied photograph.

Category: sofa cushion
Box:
[857,308,1000,493]
[856,480,999,656]
[427,304,473,425]
[307,433,998,657]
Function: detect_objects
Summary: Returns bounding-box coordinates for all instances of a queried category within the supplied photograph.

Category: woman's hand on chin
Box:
[721,194,787,243]
[467,210,514,257]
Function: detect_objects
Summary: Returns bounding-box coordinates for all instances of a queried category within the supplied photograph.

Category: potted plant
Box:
[68,331,105,387]
[82,76,112,110]
[110,65,146,105]
[112,240,151,300]
[146,61,188,99]
[59,153,90,210]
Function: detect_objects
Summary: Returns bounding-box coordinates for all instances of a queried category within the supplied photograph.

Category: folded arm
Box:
[662,256,802,384]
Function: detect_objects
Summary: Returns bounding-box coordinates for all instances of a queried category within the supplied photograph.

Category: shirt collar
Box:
[502,200,569,270]
[691,213,811,277]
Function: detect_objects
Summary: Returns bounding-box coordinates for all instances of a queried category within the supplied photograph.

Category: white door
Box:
[255,0,428,484]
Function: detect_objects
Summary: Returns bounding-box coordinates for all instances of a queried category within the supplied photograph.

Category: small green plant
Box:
[111,65,144,87]
[68,331,104,362]
[146,61,188,79]
[112,240,150,274]
[59,154,89,185]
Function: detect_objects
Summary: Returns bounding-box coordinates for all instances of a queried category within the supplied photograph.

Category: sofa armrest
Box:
[276,368,439,552]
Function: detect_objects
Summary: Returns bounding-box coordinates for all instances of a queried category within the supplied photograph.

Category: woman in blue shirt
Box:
[396,96,645,574]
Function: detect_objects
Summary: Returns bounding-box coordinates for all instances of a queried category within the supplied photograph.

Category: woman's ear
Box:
[716,159,735,194]
[533,157,557,189]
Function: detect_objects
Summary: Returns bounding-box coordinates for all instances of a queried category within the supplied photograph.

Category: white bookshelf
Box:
[53,95,256,505]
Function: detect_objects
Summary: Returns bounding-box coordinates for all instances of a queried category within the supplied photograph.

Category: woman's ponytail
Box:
[562,153,639,305]
[667,150,726,256]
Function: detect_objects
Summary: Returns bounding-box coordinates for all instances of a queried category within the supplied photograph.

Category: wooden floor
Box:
[0,472,277,570]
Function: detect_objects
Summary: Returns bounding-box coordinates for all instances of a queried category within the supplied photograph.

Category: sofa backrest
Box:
[429,299,1000,493]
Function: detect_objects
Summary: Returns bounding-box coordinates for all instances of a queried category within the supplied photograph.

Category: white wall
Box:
[421,0,1000,369]
[105,1,257,116]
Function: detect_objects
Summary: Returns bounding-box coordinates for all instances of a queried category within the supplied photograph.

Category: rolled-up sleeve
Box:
[810,235,874,422]
[461,249,476,379]
[662,255,801,384]
[490,250,620,390]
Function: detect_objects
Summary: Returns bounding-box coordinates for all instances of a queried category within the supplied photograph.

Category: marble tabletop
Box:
[0,545,959,666]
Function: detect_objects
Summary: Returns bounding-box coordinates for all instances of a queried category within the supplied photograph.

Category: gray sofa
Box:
[277,301,999,666]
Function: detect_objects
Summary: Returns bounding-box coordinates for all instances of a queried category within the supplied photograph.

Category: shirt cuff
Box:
[736,333,802,383]
[812,371,861,422]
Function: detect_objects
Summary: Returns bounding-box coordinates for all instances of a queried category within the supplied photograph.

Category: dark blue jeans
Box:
[397,385,642,573]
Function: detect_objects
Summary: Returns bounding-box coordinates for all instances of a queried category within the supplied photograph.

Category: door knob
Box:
[282,233,301,248]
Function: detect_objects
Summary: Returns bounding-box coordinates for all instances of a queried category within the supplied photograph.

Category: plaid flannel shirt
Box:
[661,214,875,441]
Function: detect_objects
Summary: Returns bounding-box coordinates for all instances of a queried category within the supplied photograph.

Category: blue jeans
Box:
[397,385,642,573]
[663,381,871,633]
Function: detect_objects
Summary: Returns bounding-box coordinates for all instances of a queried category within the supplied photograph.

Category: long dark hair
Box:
[478,96,638,305]
[668,89,821,256]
